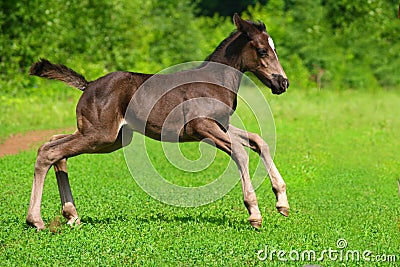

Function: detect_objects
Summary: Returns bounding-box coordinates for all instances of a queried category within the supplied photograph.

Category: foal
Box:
[27,14,289,230]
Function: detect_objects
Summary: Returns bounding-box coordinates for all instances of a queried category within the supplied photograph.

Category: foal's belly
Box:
[124,105,188,142]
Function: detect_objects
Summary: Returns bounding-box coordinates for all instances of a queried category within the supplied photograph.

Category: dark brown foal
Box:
[27,14,289,230]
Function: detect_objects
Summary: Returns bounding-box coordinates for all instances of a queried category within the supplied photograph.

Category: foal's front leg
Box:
[188,119,262,228]
[229,125,289,216]
[230,139,263,228]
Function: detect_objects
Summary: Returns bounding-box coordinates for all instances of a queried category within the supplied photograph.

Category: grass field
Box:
[0,85,399,266]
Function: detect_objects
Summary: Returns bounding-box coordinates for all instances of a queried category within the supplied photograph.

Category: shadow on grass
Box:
[80,212,248,229]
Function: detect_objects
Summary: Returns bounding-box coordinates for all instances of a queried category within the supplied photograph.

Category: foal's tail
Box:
[29,58,88,91]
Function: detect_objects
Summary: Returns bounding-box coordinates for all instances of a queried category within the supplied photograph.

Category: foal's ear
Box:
[233,13,258,39]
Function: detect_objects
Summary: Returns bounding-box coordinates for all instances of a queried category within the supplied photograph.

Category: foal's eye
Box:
[257,48,268,58]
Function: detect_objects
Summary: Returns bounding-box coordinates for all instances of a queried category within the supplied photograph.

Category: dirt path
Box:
[0,128,75,157]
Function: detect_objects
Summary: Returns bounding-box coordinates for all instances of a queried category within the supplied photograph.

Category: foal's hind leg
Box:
[228,125,289,216]
[27,131,119,230]
[49,134,80,226]
[49,128,133,225]
[27,133,77,230]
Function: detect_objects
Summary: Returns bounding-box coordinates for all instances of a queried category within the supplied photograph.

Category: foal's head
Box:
[233,14,289,94]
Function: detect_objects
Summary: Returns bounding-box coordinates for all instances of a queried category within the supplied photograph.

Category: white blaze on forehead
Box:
[268,37,275,50]
[268,36,278,59]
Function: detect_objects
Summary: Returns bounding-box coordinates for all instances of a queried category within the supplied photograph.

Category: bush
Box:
[1,0,207,95]
[1,0,398,96]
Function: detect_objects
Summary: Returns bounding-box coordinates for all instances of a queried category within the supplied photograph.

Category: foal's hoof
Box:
[277,206,289,217]
[26,216,45,231]
[62,202,80,227]
[249,214,262,229]
[67,216,81,227]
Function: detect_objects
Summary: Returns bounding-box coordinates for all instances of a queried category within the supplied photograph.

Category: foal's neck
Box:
[205,31,247,72]
[200,31,248,93]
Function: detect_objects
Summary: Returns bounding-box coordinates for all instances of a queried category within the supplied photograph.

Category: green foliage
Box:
[246,0,399,90]
[1,0,204,94]
[197,0,268,16]
[0,0,399,96]
[326,0,400,89]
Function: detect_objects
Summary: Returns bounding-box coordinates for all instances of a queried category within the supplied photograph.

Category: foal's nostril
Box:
[278,76,289,90]
[272,74,289,91]
[281,79,288,89]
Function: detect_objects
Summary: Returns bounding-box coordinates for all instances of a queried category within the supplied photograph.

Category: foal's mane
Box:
[203,31,239,62]
[203,20,267,63]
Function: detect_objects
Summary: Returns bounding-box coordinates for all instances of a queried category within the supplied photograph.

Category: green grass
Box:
[0,81,80,141]
[0,88,399,266]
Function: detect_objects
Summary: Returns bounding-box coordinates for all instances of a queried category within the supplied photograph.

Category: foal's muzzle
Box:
[272,74,289,95]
